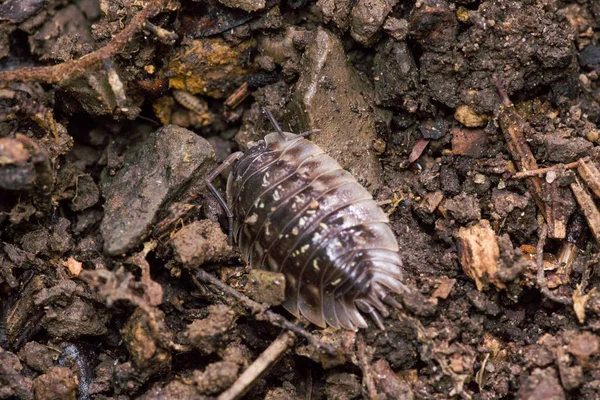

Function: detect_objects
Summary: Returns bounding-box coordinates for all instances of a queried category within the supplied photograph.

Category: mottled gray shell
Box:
[226,131,405,330]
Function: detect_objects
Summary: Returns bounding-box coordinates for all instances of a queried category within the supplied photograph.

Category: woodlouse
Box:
[207,111,406,330]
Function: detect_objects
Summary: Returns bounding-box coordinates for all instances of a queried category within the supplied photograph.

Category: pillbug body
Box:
[207,112,406,330]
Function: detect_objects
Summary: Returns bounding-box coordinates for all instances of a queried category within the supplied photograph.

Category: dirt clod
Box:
[288,27,384,189]
[33,366,78,400]
[172,220,233,269]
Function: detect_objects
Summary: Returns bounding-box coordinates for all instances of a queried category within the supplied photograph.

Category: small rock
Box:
[49,217,73,254]
[244,269,286,306]
[63,257,83,276]
[70,173,99,211]
[491,189,530,219]
[121,308,172,375]
[567,332,599,360]
[440,165,460,196]
[18,342,58,373]
[544,134,593,163]
[419,119,447,140]
[138,380,200,400]
[0,0,47,23]
[317,0,351,31]
[325,372,362,400]
[558,363,583,391]
[287,27,384,189]
[451,128,488,158]
[383,17,409,41]
[371,359,413,399]
[265,382,300,400]
[373,40,419,108]
[172,220,233,269]
[42,297,109,340]
[186,305,238,355]
[33,366,78,400]
[523,344,555,368]
[579,45,600,68]
[0,136,35,191]
[517,368,565,400]
[443,193,481,223]
[0,347,34,400]
[20,228,50,255]
[218,0,265,13]
[349,0,398,46]
[408,0,457,52]
[100,125,215,255]
[454,105,490,128]
[194,361,240,395]
[431,277,456,299]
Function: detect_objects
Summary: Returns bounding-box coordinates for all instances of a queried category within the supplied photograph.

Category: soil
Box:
[1,0,600,399]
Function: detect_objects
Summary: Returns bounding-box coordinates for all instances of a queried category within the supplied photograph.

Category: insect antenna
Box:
[263,108,287,140]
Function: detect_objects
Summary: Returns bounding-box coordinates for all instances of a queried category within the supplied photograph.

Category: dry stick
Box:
[511,160,582,179]
[570,178,600,246]
[356,338,378,400]
[192,270,338,356]
[536,223,572,305]
[496,86,547,222]
[218,330,296,400]
[0,0,168,85]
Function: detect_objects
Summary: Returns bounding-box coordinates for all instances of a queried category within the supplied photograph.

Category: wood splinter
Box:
[496,84,574,238]
[511,160,582,179]
[218,331,295,400]
[570,178,600,246]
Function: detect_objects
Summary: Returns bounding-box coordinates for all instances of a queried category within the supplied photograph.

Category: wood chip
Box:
[417,191,444,214]
[456,220,505,291]
[572,286,595,324]
[431,278,456,299]
[577,158,600,199]
[64,257,82,276]
[570,179,600,245]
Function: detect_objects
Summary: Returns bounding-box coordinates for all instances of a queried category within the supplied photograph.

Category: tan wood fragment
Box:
[497,93,548,224]
[418,191,444,214]
[511,160,581,179]
[577,158,600,199]
[456,220,505,291]
[218,331,295,400]
[570,180,600,245]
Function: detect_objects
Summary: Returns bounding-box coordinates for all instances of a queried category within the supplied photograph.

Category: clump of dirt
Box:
[2,0,600,399]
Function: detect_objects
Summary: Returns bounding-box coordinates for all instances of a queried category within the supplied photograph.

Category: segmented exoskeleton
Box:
[206,111,406,330]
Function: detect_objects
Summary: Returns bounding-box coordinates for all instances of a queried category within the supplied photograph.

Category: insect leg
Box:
[298,129,321,138]
[356,299,386,330]
[205,151,244,244]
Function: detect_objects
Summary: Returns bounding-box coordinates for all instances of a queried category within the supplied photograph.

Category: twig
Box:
[0,0,168,86]
[511,160,581,179]
[192,270,338,356]
[570,178,600,245]
[536,223,572,305]
[218,330,296,400]
[496,84,548,223]
[356,337,378,400]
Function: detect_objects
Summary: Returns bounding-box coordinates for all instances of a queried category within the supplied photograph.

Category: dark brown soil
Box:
[1,0,600,399]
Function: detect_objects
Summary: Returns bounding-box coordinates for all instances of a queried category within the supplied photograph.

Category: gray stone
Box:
[100,125,215,255]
